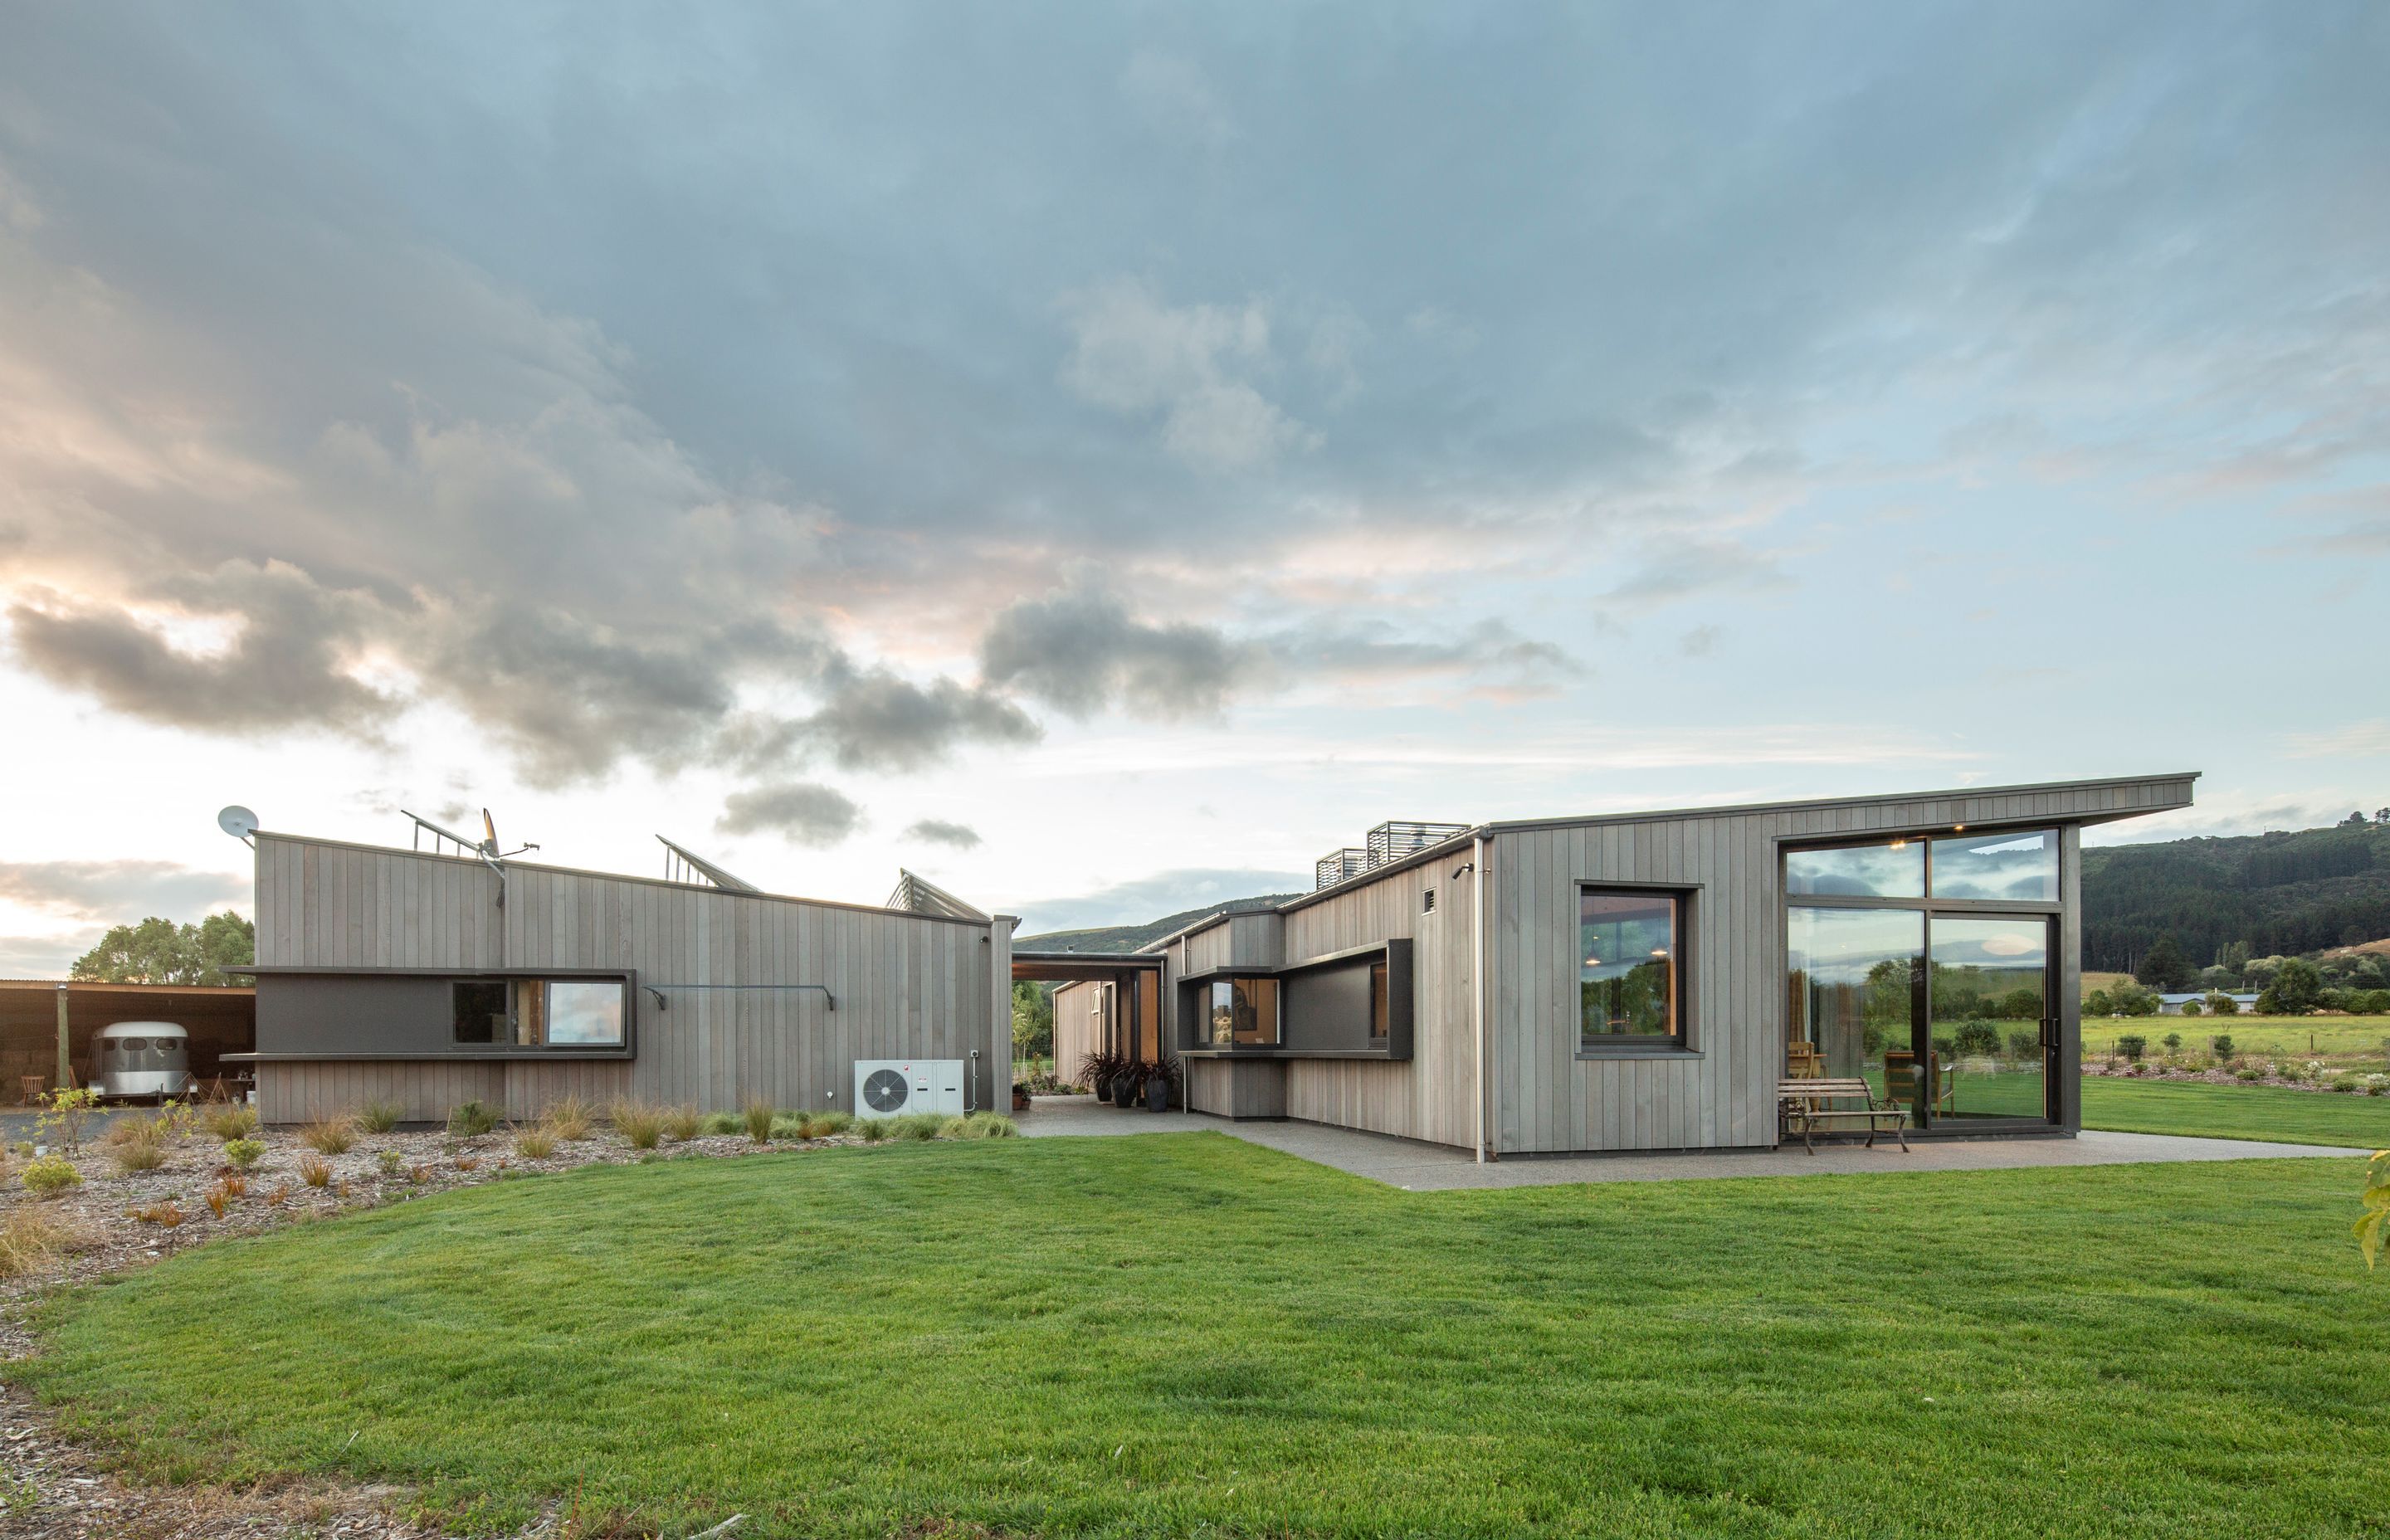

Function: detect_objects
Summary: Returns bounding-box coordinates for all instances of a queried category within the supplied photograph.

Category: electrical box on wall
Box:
[853,1059,966,1117]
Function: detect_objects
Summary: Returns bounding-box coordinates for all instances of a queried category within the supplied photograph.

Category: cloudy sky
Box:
[2,3,2384,968]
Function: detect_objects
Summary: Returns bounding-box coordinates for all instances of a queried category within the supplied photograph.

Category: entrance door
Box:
[1923,914,2054,1126]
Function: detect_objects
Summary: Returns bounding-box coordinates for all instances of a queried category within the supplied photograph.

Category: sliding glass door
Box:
[1926,914,2053,1124]
[1786,829,2062,1132]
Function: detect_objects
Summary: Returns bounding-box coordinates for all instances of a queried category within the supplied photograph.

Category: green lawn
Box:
[2081,1075,2390,1148]
[16,1138,2390,1538]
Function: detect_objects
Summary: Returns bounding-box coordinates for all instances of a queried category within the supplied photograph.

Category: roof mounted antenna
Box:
[656,836,760,893]
[217,805,260,848]
[402,807,533,930]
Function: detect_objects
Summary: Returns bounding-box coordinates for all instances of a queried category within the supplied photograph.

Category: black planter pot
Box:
[1113,1075,1140,1108]
[1145,1075,1171,1112]
[1091,1073,1114,1102]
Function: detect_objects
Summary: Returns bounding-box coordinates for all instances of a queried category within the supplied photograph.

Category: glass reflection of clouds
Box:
[1784,841,1925,898]
[1930,830,2057,901]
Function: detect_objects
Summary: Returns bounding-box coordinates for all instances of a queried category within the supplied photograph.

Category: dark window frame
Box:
[1576,881,1700,1058]
[441,972,636,1056]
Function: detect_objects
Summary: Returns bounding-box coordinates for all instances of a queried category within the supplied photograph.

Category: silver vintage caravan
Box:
[92,1021,198,1101]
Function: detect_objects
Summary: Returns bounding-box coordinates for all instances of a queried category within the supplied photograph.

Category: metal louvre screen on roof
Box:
[886,869,992,922]
[1314,848,1369,891]
[1365,822,1469,869]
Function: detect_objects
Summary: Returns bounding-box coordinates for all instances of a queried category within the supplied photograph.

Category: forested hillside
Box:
[2081,817,2390,971]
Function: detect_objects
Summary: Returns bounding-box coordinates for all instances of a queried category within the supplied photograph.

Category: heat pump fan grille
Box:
[862,1068,910,1114]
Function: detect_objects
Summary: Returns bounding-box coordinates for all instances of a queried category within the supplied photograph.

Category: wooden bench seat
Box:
[1777,1078,1910,1153]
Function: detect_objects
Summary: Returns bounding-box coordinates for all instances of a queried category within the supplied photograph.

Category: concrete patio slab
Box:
[1019,1094,2364,1190]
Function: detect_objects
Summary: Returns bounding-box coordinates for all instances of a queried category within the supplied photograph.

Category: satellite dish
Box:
[217,805,259,843]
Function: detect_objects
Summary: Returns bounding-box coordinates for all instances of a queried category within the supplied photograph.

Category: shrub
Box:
[357,1099,404,1134]
[700,1112,742,1136]
[891,1113,944,1142]
[514,1125,558,1159]
[2115,1034,2147,1062]
[941,1112,1019,1139]
[743,1099,778,1143]
[300,1115,358,1154]
[298,1153,332,1187]
[768,1115,805,1140]
[2162,1032,2183,1052]
[202,1104,260,1141]
[664,1105,701,1143]
[21,1156,80,1197]
[0,1206,84,1277]
[1953,1020,2002,1057]
[446,1100,501,1138]
[2330,1074,2364,1094]
[2178,1000,2202,1016]
[812,1109,854,1135]
[2368,1075,2390,1097]
[376,1149,403,1175]
[855,1117,890,1143]
[2235,1067,2265,1082]
[2211,1035,2236,1061]
[610,1102,666,1150]
[542,1095,595,1142]
[110,1133,167,1174]
[2004,1028,2039,1061]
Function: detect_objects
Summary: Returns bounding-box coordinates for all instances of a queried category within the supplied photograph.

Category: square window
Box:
[451,980,508,1045]
[546,981,626,1047]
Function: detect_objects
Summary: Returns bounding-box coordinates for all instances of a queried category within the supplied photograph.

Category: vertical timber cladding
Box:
[251,833,1003,1120]
[1272,850,1480,1148]
[1487,774,2197,1156]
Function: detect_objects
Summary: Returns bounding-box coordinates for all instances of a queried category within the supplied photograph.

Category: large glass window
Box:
[1930,830,2058,901]
[547,981,627,1047]
[1787,906,1923,1114]
[1784,840,1925,898]
[1205,977,1280,1046]
[1580,890,1680,1046]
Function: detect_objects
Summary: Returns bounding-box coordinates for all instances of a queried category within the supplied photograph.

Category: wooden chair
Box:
[1777,1079,1910,1153]
[18,1075,44,1106]
[1784,1042,1822,1079]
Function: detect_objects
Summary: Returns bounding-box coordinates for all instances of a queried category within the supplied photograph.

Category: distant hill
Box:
[1017,894,1300,955]
[2082,819,2390,970]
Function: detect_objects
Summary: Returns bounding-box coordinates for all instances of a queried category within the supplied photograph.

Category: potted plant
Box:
[1144,1056,1180,1112]
[1111,1063,1143,1108]
[1077,1051,1120,1102]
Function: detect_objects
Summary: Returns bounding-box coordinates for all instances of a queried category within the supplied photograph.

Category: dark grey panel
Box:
[257,975,454,1055]
[1285,962,1373,1051]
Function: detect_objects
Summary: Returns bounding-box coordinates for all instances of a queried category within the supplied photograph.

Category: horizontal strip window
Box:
[454,978,627,1050]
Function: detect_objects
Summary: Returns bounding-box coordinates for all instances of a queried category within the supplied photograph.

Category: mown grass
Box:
[2080,1075,2390,1148]
[12,1137,2388,1538]
[2086,1015,2390,1062]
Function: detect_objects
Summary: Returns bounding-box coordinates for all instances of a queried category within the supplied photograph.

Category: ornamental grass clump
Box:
[855,1117,890,1143]
[202,1104,259,1141]
[743,1099,778,1143]
[300,1115,358,1155]
[110,1132,168,1174]
[358,1100,404,1134]
[542,1095,596,1142]
[768,1115,805,1140]
[446,1100,501,1138]
[610,1102,666,1150]
[664,1105,702,1143]
[0,1206,83,1278]
[514,1125,558,1160]
[700,1112,741,1136]
[891,1113,944,1142]
[298,1153,332,1188]
[940,1112,1019,1139]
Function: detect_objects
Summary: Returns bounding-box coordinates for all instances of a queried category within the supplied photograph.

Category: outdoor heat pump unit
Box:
[853,1059,966,1117]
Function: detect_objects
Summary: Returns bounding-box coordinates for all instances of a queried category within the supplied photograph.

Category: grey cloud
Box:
[903,819,983,849]
[715,782,864,846]
[1275,618,1580,692]
[1679,625,1724,658]
[8,564,392,736]
[0,860,246,921]
[979,578,1259,718]
[1600,540,1791,610]
[719,665,1041,777]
